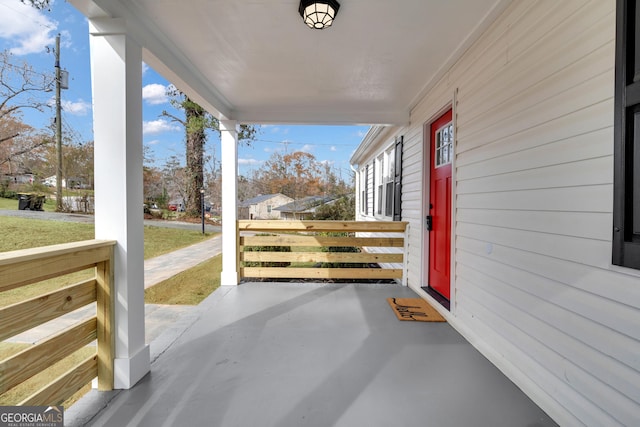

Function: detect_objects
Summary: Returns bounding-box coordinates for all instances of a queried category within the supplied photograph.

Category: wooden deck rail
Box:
[238,220,408,283]
[0,240,116,405]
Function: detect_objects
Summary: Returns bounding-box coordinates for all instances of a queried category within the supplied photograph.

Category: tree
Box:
[0,114,49,175]
[161,155,187,209]
[21,0,50,10]
[313,195,355,220]
[250,151,351,200]
[62,141,94,189]
[0,51,55,169]
[162,89,258,216]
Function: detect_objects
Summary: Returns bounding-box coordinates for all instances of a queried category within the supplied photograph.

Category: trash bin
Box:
[18,193,32,210]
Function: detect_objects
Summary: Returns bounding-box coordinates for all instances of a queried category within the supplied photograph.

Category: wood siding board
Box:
[457,252,640,365]
[0,241,113,292]
[456,185,613,213]
[456,128,614,181]
[457,101,614,167]
[457,222,611,268]
[240,267,402,279]
[457,291,625,427]
[241,236,404,248]
[457,208,612,241]
[19,355,97,407]
[0,280,97,342]
[459,280,639,427]
[459,3,613,121]
[241,252,402,263]
[457,156,613,195]
[0,318,97,394]
[457,71,614,153]
[456,235,640,308]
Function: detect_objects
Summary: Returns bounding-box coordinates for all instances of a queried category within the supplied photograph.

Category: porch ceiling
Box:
[70,0,507,125]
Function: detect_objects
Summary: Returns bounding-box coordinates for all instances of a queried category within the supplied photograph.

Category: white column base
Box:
[221,270,239,286]
[113,345,151,389]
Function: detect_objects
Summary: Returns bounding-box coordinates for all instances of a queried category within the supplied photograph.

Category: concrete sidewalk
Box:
[144,234,221,288]
[7,236,223,345]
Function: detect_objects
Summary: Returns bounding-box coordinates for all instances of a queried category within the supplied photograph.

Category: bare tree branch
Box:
[0,133,19,145]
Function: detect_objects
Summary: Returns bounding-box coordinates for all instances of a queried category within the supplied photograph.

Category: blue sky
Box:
[0,0,369,179]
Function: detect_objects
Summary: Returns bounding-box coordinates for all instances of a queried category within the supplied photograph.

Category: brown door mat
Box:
[387,297,446,322]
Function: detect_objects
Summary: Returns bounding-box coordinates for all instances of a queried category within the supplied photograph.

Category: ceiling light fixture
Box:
[299,0,340,30]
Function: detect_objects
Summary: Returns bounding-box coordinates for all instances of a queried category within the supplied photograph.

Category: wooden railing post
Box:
[96,248,114,390]
[236,220,242,281]
[402,223,409,286]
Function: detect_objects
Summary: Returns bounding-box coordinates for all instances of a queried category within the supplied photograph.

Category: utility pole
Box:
[55,34,63,212]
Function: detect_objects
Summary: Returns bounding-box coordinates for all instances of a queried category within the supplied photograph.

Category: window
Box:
[614,0,640,269]
[267,205,272,213]
[360,165,370,215]
[435,123,453,168]
[385,147,395,217]
[394,136,403,221]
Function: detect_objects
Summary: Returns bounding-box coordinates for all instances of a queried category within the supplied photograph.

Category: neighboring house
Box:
[352,2,639,425]
[42,175,71,188]
[238,193,293,220]
[274,196,334,220]
[2,173,35,185]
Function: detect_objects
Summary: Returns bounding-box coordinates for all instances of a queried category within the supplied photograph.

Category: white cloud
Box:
[62,99,91,116]
[146,139,161,146]
[319,160,334,167]
[0,1,58,55]
[142,63,149,76]
[330,146,337,152]
[238,158,262,166]
[143,119,181,135]
[300,144,314,152]
[142,83,169,105]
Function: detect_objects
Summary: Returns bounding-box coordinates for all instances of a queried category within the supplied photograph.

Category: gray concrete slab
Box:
[66,283,557,427]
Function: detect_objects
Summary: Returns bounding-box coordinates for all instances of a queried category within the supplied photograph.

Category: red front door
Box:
[427,109,453,300]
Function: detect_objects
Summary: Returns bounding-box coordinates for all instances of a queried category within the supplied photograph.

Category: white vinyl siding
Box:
[355,0,640,425]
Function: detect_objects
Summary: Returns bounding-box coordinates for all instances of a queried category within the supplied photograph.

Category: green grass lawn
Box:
[0,215,213,258]
[145,255,221,305]
[0,215,217,307]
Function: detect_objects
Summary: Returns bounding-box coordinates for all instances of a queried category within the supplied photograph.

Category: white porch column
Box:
[89,18,150,389]
[220,120,239,286]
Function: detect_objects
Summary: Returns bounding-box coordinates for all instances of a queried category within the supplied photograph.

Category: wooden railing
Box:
[238,220,408,284]
[0,240,116,405]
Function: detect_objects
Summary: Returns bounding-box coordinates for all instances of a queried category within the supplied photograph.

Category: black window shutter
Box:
[393,136,403,221]
[614,0,640,269]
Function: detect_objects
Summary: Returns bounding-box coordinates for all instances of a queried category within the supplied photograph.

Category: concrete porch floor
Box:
[67,282,557,427]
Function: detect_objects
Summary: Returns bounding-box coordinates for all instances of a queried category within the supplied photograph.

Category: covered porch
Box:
[66,282,556,426]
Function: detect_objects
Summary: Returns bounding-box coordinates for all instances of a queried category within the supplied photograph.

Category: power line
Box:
[0,2,56,31]
[252,138,362,148]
